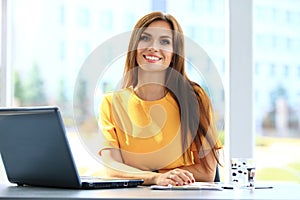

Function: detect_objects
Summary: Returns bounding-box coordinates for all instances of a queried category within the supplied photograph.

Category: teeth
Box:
[145,56,160,61]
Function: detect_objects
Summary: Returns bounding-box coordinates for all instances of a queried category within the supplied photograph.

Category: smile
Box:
[144,55,161,61]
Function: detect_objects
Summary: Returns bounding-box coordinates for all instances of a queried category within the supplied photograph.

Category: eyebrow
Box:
[142,31,172,39]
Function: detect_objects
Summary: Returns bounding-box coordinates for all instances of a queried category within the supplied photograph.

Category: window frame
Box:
[0,0,255,183]
[1,0,13,107]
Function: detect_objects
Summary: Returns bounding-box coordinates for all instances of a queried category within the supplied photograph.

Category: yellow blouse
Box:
[98,87,220,171]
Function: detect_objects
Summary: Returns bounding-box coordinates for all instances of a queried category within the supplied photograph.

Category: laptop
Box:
[0,106,144,189]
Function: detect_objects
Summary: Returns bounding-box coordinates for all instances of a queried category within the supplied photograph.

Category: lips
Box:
[143,55,162,62]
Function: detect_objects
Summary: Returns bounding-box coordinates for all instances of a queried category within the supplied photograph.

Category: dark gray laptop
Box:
[0,106,143,189]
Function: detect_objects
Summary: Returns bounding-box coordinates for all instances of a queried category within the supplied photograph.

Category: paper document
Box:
[150,182,224,190]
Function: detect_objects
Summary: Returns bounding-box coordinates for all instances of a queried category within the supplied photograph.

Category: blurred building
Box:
[11,0,300,134]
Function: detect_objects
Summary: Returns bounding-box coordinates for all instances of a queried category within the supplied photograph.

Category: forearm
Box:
[100,149,159,185]
[103,160,159,185]
[158,164,215,182]
[158,150,217,182]
[100,148,197,186]
[179,163,216,182]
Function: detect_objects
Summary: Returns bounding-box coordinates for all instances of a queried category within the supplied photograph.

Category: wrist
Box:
[151,171,161,185]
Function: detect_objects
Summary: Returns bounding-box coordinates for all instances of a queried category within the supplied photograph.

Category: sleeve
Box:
[98,94,120,154]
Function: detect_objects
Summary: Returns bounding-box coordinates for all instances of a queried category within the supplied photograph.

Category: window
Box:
[255,62,260,75]
[270,64,276,76]
[99,10,113,31]
[0,1,2,105]
[58,5,65,26]
[253,0,300,182]
[285,10,291,23]
[283,65,289,77]
[76,7,90,27]
[58,41,66,61]
[152,0,166,12]
[0,0,151,178]
[286,37,291,50]
[1,0,299,183]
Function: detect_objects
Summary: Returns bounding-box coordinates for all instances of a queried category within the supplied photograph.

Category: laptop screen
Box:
[0,106,143,189]
[0,107,83,188]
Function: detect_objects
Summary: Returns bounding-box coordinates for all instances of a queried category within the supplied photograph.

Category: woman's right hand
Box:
[155,168,195,186]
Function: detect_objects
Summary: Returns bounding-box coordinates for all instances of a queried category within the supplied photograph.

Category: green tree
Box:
[56,77,69,114]
[14,70,25,105]
[74,79,89,122]
[23,63,47,105]
[57,78,68,104]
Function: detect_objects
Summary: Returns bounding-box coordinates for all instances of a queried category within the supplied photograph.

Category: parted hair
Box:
[121,11,220,171]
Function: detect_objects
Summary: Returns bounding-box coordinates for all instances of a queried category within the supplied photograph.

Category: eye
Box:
[140,35,150,42]
[160,39,171,45]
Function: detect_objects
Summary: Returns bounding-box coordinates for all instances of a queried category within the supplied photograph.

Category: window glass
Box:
[8,0,300,184]
[6,0,151,177]
[0,1,4,182]
[0,1,2,105]
[253,0,300,182]
[7,0,226,179]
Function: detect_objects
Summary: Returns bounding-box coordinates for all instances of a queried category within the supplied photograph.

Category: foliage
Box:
[256,167,300,182]
[24,63,47,105]
[14,71,24,104]
[218,130,225,145]
[57,78,68,107]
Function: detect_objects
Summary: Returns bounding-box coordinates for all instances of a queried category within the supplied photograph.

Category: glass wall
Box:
[3,0,226,178]
[253,0,300,182]
[8,0,155,176]
[0,1,2,103]
[1,0,299,182]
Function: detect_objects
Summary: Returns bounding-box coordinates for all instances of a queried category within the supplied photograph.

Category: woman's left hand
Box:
[155,168,195,186]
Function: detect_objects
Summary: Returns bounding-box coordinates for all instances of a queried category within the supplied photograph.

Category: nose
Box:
[147,40,159,52]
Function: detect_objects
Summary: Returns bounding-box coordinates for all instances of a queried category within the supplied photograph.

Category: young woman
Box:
[98,11,222,186]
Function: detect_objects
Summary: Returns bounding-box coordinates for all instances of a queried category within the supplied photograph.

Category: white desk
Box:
[0,182,299,199]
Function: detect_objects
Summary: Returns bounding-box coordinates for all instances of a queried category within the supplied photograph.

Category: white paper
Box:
[150,182,224,190]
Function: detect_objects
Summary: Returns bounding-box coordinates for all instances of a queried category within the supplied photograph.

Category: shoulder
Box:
[101,87,134,105]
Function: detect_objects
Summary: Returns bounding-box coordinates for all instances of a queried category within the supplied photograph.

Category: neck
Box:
[134,84,167,101]
[135,69,167,101]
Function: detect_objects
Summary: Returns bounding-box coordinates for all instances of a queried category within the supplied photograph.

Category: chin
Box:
[139,63,169,72]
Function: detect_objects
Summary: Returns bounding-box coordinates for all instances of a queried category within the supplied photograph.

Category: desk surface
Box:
[0,182,299,200]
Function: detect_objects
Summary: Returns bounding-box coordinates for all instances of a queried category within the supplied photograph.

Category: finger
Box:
[174,171,195,185]
[157,174,178,186]
[183,171,195,183]
[177,170,195,182]
[169,174,185,186]
[159,175,175,186]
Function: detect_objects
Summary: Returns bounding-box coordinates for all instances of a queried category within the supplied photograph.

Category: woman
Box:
[98,11,222,186]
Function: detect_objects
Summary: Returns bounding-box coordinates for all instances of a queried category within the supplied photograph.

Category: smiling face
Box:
[136,20,173,72]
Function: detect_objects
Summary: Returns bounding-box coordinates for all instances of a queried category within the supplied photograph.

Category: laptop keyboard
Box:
[80,176,105,181]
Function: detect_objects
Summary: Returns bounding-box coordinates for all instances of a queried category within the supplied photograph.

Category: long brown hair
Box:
[121,11,220,170]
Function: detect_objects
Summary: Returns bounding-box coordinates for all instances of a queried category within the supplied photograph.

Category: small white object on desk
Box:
[150,182,224,190]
